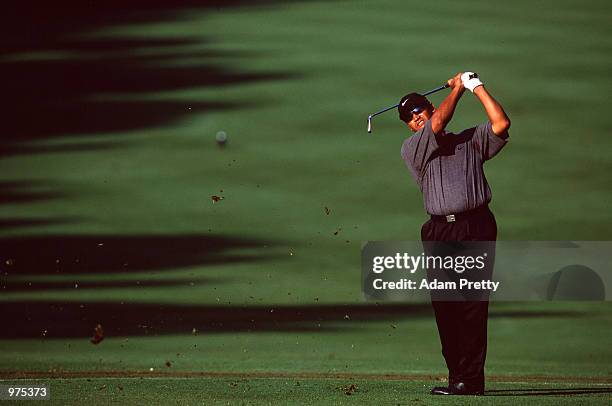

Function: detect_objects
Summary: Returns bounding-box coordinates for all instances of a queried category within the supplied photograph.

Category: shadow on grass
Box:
[1,1,306,156]
[0,233,587,338]
[0,1,307,231]
[0,234,282,275]
[0,301,585,339]
[0,277,230,292]
[0,218,79,229]
[486,387,612,396]
[0,180,83,231]
[0,302,428,338]
[0,181,68,205]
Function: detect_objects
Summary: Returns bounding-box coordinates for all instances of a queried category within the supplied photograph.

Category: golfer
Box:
[399,72,510,396]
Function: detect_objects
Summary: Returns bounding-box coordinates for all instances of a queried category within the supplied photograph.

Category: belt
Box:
[430,205,489,223]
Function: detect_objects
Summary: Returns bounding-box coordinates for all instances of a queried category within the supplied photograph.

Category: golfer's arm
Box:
[473,86,511,136]
[430,87,463,134]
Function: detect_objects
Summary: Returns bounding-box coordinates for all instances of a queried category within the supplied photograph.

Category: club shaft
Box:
[422,84,449,96]
[369,104,397,119]
[369,83,449,119]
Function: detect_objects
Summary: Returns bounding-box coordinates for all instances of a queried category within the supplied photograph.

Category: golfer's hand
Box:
[461,71,483,92]
[447,73,465,92]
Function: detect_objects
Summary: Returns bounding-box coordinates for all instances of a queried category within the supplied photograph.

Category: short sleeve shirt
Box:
[401,121,508,215]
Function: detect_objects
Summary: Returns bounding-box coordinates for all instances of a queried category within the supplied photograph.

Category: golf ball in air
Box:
[215,131,227,146]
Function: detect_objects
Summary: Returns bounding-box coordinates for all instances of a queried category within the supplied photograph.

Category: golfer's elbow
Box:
[492,118,510,136]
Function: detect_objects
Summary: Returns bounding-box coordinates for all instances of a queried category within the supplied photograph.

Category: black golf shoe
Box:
[430,382,484,396]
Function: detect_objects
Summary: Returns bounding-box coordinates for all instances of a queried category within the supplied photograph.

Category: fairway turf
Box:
[1,377,610,405]
[1,0,611,404]
[1,304,611,376]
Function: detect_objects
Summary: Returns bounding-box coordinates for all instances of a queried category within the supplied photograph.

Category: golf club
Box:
[367,83,450,133]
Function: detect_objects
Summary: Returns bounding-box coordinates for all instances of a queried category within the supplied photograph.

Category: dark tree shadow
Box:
[0,231,588,340]
[1,277,230,292]
[0,300,586,339]
[0,1,308,230]
[0,180,81,231]
[0,234,283,275]
[0,218,80,231]
[1,1,305,156]
[486,387,612,396]
[0,302,431,338]
[0,181,68,205]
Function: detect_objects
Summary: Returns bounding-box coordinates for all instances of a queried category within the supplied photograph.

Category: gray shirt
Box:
[401,121,508,216]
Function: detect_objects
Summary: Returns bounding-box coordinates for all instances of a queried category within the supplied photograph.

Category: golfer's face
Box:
[408,107,433,132]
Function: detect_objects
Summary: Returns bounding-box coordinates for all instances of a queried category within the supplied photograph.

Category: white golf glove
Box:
[461,72,483,92]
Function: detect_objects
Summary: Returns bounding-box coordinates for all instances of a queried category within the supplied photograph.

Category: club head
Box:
[367,116,372,133]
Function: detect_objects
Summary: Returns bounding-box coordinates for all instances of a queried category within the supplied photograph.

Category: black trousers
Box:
[421,206,497,390]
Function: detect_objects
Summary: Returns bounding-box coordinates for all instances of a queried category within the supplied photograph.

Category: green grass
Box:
[1,304,611,377]
[1,0,611,404]
[2,378,610,405]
